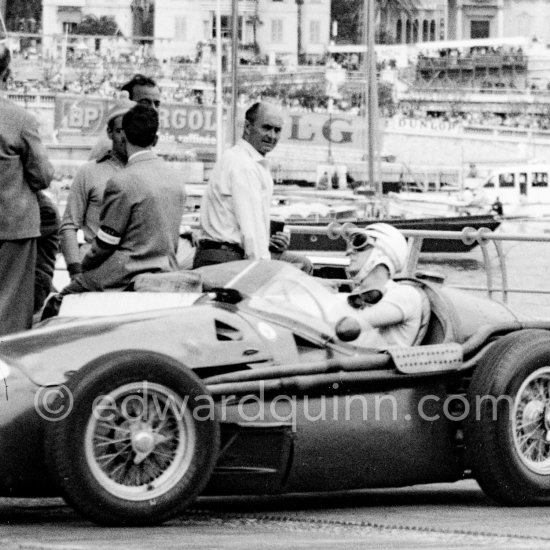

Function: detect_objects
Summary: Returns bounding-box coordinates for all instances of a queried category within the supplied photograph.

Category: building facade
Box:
[41,0,331,63]
[155,0,330,63]
[378,1,446,44]
[36,1,550,60]
[378,1,550,46]
[446,0,550,43]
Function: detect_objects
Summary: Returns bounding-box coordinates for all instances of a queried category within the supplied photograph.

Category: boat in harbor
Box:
[269,185,500,254]
[385,184,489,219]
[180,183,500,253]
[476,163,550,218]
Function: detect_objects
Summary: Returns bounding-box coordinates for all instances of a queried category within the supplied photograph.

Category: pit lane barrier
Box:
[288,222,550,304]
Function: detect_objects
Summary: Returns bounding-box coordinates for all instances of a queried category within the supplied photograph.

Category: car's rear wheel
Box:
[44,352,219,526]
[465,329,550,505]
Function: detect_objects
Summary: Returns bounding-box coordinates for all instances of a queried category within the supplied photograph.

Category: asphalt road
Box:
[2,480,550,549]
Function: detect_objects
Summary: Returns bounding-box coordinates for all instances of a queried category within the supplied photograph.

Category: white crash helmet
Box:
[346,223,409,283]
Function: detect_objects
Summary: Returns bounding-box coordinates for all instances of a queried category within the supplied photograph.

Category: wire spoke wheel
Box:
[513,367,550,475]
[85,381,195,500]
[45,353,219,525]
[466,330,550,505]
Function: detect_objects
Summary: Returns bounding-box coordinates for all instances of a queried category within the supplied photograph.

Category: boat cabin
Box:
[480,164,550,214]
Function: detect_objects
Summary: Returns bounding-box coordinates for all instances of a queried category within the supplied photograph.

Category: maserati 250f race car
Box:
[1,259,550,526]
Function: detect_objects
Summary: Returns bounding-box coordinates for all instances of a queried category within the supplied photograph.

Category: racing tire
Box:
[465,329,550,505]
[44,351,220,526]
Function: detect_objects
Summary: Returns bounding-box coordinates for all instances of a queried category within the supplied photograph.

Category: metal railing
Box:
[288,223,550,303]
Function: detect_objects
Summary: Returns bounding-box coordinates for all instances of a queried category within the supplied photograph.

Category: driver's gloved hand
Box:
[347,289,383,309]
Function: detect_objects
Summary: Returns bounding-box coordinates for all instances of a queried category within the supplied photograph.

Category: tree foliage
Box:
[74,15,119,36]
[331,0,363,44]
[331,0,416,44]
[6,0,42,32]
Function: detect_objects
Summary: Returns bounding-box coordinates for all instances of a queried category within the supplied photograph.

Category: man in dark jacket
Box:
[61,104,186,293]
[0,46,54,334]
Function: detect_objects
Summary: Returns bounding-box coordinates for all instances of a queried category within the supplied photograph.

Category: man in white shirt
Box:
[334,223,424,349]
[193,102,283,267]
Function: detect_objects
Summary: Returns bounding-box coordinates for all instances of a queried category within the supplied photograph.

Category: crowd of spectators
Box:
[417,44,525,62]
[395,106,550,132]
[7,46,367,113]
[7,39,550,128]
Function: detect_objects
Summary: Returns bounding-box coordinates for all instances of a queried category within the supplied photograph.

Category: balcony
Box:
[417,53,527,73]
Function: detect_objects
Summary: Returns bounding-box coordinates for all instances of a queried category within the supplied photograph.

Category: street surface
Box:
[2,480,549,549]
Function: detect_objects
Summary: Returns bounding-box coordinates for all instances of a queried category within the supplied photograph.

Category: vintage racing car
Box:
[1,259,550,525]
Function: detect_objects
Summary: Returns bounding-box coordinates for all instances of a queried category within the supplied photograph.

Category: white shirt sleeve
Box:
[229,165,270,260]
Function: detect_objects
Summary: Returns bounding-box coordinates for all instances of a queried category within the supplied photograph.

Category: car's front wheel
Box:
[44,352,219,526]
[466,329,550,505]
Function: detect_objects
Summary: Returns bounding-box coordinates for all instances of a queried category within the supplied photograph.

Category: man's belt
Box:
[198,240,244,255]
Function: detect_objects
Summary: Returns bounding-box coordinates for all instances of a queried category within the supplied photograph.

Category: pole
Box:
[215,0,223,160]
[327,108,333,163]
[61,27,68,90]
[0,7,6,40]
[365,0,379,196]
[230,0,239,145]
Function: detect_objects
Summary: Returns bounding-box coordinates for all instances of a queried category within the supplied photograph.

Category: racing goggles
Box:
[347,232,376,252]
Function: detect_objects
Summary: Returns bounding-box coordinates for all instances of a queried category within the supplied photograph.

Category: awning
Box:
[57,7,82,25]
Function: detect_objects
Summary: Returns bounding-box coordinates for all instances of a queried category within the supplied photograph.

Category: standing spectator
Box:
[491,197,504,216]
[193,101,283,267]
[120,74,161,111]
[331,170,340,190]
[0,46,54,334]
[89,74,161,160]
[318,171,329,190]
[60,94,136,279]
[59,105,186,294]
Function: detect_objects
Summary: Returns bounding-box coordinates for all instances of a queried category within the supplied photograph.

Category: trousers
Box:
[0,239,36,335]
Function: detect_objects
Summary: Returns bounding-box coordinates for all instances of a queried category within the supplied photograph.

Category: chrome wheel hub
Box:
[132,429,155,454]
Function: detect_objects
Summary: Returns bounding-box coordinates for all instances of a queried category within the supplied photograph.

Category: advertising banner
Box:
[54,95,372,152]
[234,108,369,152]
[54,95,217,148]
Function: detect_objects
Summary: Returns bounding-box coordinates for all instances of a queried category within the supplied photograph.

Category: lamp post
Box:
[60,27,68,91]
[365,0,379,196]
[215,0,223,160]
[327,106,333,164]
[230,0,238,145]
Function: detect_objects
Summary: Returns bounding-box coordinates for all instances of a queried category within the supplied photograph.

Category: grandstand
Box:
[398,37,550,117]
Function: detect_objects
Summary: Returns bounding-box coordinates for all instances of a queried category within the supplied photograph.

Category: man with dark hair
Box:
[120,74,161,111]
[59,105,186,294]
[60,93,136,279]
[193,101,283,267]
[120,102,159,146]
[89,74,161,160]
[0,45,54,334]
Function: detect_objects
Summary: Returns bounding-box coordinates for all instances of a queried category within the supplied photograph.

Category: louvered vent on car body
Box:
[293,334,324,350]
[215,320,244,341]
